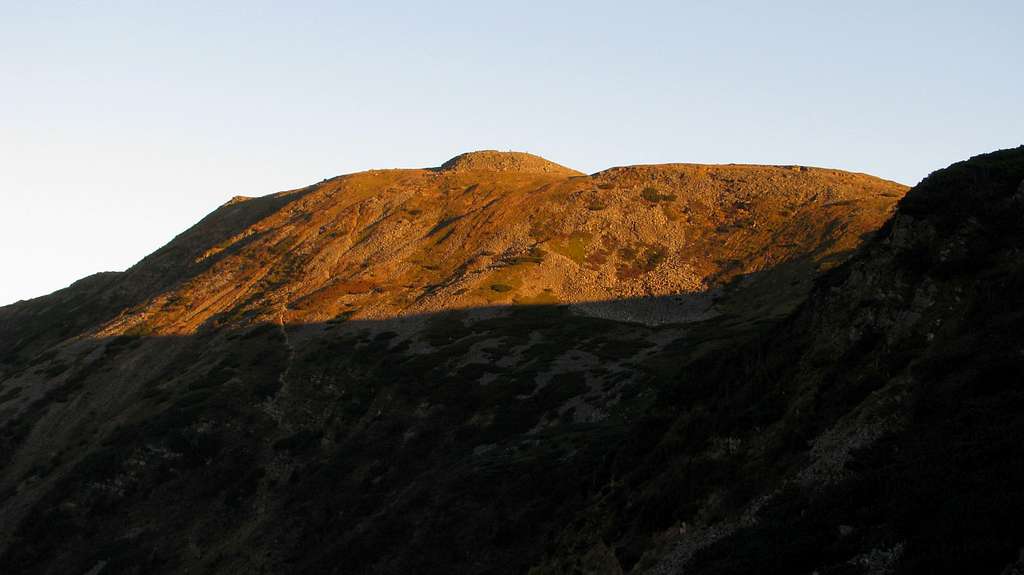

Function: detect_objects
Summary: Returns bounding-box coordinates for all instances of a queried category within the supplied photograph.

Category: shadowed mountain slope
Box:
[6,148,1020,573]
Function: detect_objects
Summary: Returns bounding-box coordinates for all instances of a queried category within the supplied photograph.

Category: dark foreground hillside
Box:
[1,147,1022,574]
[607,146,1024,575]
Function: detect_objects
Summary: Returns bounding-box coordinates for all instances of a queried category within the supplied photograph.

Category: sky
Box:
[1,1,1022,305]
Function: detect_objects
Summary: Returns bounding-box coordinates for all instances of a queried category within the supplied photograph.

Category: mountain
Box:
[0,150,901,340]
[0,147,1021,573]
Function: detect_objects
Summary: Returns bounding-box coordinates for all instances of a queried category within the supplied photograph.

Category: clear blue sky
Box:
[2,1,1021,305]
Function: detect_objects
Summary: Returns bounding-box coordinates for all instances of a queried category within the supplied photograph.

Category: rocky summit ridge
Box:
[81,152,903,338]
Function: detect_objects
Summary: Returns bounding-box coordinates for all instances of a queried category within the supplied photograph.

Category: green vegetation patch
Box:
[548,232,592,265]
[641,187,677,203]
[616,244,669,279]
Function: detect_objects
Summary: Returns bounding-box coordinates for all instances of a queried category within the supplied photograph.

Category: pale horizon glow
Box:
[2,1,1022,305]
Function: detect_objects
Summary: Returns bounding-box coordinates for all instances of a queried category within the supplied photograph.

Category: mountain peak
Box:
[438,150,583,176]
